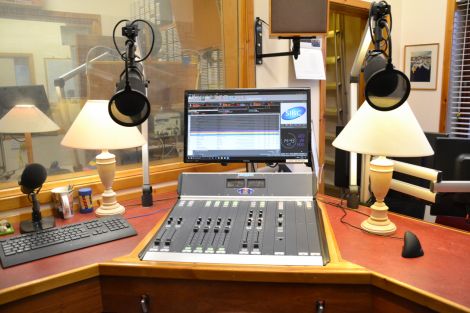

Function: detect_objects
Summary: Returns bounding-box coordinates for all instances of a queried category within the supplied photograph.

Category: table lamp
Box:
[61,100,146,216]
[0,104,60,164]
[332,101,433,235]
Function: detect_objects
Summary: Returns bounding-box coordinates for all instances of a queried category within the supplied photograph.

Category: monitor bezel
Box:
[184,88,312,166]
[431,136,470,217]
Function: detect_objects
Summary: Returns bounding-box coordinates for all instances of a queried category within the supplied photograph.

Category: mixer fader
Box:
[140,173,329,266]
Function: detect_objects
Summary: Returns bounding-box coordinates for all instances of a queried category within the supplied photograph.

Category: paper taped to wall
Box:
[293,41,325,80]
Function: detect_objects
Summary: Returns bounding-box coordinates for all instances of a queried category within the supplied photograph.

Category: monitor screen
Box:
[184,88,311,164]
[431,137,470,217]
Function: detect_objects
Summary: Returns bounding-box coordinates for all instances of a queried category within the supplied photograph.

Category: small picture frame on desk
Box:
[404,43,439,90]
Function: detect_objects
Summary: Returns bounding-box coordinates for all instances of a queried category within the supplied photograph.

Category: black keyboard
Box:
[0,216,137,268]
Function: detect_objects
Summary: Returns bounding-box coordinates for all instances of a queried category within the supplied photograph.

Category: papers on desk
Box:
[293,40,326,80]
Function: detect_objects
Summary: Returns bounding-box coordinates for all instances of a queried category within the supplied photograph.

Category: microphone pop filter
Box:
[108,68,151,127]
[19,163,47,194]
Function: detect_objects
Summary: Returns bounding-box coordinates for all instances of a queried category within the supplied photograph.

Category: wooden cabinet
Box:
[1,278,102,313]
[100,276,434,313]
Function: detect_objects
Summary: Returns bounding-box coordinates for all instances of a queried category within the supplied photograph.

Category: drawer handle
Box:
[140,294,150,313]
[316,300,325,313]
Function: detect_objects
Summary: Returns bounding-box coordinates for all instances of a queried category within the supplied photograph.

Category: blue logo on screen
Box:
[281,106,306,120]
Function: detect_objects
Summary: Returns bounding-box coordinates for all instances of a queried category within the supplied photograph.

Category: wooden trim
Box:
[0,53,36,85]
[371,271,469,313]
[0,264,100,305]
[440,0,456,132]
[239,0,255,88]
[222,0,239,88]
[329,0,370,18]
[0,162,243,213]
[317,196,343,263]
[0,3,102,34]
[319,39,327,194]
[319,0,368,194]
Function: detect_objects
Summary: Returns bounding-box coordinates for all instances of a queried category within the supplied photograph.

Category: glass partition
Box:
[0,0,238,190]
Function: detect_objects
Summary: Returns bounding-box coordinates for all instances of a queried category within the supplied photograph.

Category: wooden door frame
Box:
[439,0,456,132]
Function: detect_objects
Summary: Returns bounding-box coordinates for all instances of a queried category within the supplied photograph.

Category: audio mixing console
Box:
[140,173,329,266]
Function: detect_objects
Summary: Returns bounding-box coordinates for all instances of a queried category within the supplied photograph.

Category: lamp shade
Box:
[332,101,433,157]
[0,104,59,133]
[61,100,146,150]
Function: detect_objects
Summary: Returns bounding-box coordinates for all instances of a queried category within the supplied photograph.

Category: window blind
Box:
[448,0,470,137]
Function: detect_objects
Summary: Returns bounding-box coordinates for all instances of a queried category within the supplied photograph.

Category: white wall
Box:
[0,19,70,90]
[388,0,447,132]
[254,0,321,166]
[255,0,448,134]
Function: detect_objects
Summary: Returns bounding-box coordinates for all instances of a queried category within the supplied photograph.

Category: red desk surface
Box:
[320,196,470,308]
[2,193,469,310]
[0,194,177,289]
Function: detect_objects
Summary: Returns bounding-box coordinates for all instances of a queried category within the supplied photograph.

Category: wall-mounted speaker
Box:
[270,0,328,37]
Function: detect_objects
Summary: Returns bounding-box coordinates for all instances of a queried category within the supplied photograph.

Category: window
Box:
[445,0,470,137]
[0,0,251,208]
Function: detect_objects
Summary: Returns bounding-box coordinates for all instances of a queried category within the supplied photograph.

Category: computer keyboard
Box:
[0,216,137,268]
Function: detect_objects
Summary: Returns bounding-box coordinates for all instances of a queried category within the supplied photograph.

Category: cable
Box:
[112,19,130,60]
[383,22,392,63]
[316,197,403,240]
[5,134,25,143]
[130,19,155,62]
[112,19,155,63]
[126,207,171,220]
[124,195,179,208]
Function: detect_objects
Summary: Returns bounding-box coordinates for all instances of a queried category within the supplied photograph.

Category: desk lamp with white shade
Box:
[61,100,146,216]
[332,101,433,235]
[0,104,60,164]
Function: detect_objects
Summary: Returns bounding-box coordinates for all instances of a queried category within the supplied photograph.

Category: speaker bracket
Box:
[255,17,315,65]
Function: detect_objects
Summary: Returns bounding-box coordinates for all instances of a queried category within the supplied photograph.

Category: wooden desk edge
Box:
[105,200,469,313]
[0,263,100,305]
[370,271,470,313]
[1,197,469,313]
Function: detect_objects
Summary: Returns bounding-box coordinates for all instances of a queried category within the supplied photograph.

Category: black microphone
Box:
[19,163,47,194]
[108,20,153,127]
[363,1,410,111]
[108,65,150,127]
[18,163,55,233]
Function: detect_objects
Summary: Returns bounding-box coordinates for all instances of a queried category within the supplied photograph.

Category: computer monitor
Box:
[0,85,50,118]
[431,137,470,217]
[385,132,448,219]
[184,88,311,165]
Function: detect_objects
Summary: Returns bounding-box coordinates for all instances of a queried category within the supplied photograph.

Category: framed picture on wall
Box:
[404,43,439,90]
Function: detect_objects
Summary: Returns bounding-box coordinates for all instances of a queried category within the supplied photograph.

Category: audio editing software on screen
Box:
[185,90,310,163]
